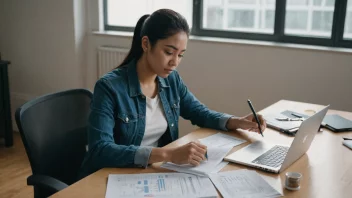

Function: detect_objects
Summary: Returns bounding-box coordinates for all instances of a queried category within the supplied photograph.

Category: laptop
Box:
[224,105,329,173]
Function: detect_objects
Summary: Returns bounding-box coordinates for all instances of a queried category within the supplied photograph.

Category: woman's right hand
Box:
[168,141,207,166]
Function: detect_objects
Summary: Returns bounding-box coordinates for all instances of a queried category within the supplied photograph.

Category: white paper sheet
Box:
[105,173,217,198]
[199,132,246,148]
[161,144,233,176]
[160,133,246,176]
[209,170,282,198]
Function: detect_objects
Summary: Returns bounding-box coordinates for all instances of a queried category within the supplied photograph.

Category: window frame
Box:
[103,0,352,48]
[103,0,134,32]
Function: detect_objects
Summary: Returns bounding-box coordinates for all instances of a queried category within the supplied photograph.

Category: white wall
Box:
[0,0,88,131]
[74,0,89,87]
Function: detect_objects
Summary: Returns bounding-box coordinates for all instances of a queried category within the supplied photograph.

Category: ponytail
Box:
[117,9,190,68]
[117,14,150,67]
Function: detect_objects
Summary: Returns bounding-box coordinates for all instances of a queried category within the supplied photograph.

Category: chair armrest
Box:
[27,174,69,193]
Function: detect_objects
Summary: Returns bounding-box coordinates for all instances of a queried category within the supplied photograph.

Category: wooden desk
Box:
[51,100,352,198]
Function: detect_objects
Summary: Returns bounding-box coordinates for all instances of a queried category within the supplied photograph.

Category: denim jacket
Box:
[78,59,232,179]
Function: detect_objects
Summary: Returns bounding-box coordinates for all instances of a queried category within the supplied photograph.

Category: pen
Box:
[247,99,264,137]
[291,113,303,118]
[276,117,302,121]
[343,138,352,141]
[205,152,208,160]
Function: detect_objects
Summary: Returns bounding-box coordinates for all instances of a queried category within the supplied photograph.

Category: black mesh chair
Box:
[15,89,92,198]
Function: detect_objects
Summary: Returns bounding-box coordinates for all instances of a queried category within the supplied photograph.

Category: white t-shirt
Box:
[140,94,168,147]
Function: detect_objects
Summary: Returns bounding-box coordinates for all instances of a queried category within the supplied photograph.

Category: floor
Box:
[0,132,33,198]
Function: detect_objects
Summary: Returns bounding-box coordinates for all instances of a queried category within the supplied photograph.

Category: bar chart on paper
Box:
[136,176,166,194]
[132,178,165,193]
[123,175,167,195]
[105,173,217,198]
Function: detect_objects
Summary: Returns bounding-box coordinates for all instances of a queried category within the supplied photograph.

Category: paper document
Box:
[105,173,217,198]
[199,132,246,148]
[160,145,232,176]
[161,133,246,176]
[209,170,282,198]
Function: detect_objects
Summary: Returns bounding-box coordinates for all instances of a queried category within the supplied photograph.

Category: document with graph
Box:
[209,169,282,198]
[105,172,217,198]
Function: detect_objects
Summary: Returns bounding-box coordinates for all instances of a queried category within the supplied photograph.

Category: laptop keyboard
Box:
[251,145,289,168]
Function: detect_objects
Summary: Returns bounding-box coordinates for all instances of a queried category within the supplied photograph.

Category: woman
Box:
[79,9,266,178]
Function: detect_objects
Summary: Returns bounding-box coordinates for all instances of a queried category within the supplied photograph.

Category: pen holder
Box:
[285,172,302,191]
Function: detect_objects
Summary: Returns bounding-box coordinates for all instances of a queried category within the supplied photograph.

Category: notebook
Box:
[263,110,305,136]
[322,114,352,132]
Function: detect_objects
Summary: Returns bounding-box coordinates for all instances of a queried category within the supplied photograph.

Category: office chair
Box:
[15,89,92,198]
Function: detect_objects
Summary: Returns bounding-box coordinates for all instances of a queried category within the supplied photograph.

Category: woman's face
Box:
[144,31,188,78]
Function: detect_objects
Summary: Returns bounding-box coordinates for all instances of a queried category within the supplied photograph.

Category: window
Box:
[105,0,192,30]
[104,0,352,48]
[202,0,276,34]
[345,0,352,39]
[285,0,335,37]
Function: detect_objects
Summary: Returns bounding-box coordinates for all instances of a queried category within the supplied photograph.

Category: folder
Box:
[322,114,352,132]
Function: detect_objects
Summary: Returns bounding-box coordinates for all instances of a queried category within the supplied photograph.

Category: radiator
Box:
[97,46,129,77]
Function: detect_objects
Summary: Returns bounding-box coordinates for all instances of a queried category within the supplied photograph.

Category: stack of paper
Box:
[160,133,246,176]
[209,169,282,198]
[105,172,218,198]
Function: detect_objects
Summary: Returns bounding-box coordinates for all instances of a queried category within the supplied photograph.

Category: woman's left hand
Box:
[226,114,267,134]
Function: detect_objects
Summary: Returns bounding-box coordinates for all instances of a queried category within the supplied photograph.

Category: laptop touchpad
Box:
[233,141,273,161]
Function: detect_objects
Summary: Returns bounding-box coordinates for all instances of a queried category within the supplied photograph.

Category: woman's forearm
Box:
[148,147,173,164]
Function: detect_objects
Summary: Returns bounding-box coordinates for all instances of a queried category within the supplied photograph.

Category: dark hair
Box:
[117,9,190,67]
